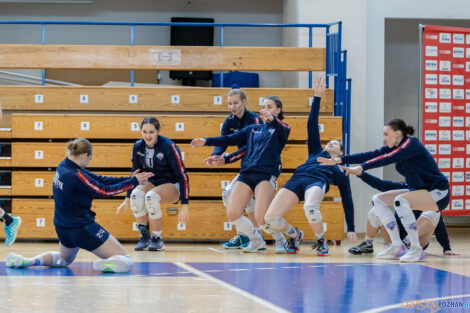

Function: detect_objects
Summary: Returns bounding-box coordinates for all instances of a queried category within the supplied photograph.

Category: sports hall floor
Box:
[1,233,470,313]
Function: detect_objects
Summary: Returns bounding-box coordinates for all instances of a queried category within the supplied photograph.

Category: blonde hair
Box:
[66,138,93,157]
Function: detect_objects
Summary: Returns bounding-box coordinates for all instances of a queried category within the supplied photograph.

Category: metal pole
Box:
[41,24,46,86]
[130,25,135,87]
[325,26,330,88]
[219,26,224,87]
[308,26,312,88]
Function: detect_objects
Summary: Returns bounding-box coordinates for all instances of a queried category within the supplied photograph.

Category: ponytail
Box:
[387,119,415,136]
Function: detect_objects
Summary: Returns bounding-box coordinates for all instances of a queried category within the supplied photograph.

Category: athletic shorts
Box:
[236,172,277,192]
[55,221,110,252]
[149,177,180,193]
[429,188,450,211]
[282,174,327,202]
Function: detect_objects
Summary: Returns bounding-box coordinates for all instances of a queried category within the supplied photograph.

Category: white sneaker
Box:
[6,253,27,268]
[242,237,266,253]
[376,244,407,260]
[93,256,132,273]
[274,237,287,254]
[399,246,425,262]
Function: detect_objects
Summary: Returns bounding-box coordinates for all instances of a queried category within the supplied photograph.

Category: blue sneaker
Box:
[313,238,329,256]
[286,229,304,254]
[5,216,21,247]
[222,234,250,249]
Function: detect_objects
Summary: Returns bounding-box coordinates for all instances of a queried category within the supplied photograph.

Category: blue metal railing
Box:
[0,19,350,151]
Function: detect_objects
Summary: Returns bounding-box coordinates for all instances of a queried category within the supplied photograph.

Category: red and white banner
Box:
[421,25,470,216]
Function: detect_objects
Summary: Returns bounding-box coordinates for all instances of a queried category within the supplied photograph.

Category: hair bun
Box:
[231,83,240,89]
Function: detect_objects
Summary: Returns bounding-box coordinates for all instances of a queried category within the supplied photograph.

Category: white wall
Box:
[0,0,284,86]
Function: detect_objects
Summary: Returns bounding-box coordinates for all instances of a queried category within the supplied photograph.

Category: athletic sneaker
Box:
[93,257,131,273]
[286,228,304,254]
[134,224,151,251]
[274,237,287,254]
[313,238,329,256]
[399,246,425,262]
[242,237,266,253]
[376,244,407,260]
[6,252,27,268]
[222,234,250,249]
[348,241,374,255]
[4,216,21,247]
[148,236,165,251]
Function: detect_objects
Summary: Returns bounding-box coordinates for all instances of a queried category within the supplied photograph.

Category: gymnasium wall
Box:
[0,0,283,87]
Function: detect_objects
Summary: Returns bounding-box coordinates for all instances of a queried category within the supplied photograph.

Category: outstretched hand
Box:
[205,155,225,167]
[347,232,357,243]
[314,77,326,97]
[339,165,363,176]
[191,138,206,148]
[444,250,460,256]
[133,170,154,185]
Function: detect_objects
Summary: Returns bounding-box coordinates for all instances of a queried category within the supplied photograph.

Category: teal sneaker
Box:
[6,252,28,268]
[222,234,250,249]
[5,216,21,247]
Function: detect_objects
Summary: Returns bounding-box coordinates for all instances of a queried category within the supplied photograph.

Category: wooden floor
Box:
[1,234,470,313]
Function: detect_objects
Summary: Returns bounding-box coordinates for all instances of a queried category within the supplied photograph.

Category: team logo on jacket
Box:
[156,153,164,160]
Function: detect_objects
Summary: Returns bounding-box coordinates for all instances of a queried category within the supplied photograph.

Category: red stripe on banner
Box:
[276,118,290,130]
[229,150,246,162]
[171,144,189,200]
[365,138,411,165]
[76,172,134,196]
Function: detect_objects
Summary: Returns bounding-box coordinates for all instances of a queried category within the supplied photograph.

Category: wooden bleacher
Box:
[0,43,346,243]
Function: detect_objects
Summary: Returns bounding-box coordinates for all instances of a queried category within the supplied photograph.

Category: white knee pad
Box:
[145,191,162,219]
[130,189,147,218]
[264,216,286,231]
[304,204,322,223]
[50,251,71,267]
[420,210,441,227]
[371,194,395,223]
[222,182,233,207]
[245,198,255,214]
[368,207,382,228]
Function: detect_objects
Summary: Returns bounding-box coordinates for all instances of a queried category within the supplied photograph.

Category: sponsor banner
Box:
[438,144,451,155]
[453,116,464,127]
[438,116,451,127]
[424,102,438,112]
[453,130,465,141]
[452,199,464,210]
[452,172,464,182]
[453,157,465,168]
[438,158,451,168]
[439,130,451,141]
[439,60,451,71]
[425,59,438,71]
[425,144,437,154]
[452,185,465,196]
[439,102,452,113]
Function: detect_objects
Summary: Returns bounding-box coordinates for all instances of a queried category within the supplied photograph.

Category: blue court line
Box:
[0,262,195,277]
[188,262,470,313]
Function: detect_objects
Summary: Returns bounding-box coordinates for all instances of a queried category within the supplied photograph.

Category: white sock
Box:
[152,231,162,238]
[395,196,421,248]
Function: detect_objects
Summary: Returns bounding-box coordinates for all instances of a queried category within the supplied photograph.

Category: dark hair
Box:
[67,138,93,156]
[263,96,284,120]
[387,119,415,136]
[141,116,160,131]
[227,86,247,102]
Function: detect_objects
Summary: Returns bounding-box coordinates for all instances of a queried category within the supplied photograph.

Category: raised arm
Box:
[307,77,326,155]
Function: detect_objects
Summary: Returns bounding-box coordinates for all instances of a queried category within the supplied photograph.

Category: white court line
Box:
[360,293,470,313]
[208,247,224,253]
[174,262,289,313]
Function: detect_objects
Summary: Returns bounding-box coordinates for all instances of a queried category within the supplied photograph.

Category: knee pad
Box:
[245,197,255,213]
[264,216,285,231]
[420,210,441,227]
[368,207,382,228]
[50,251,71,267]
[303,204,322,223]
[130,189,147,218]
[145,191,162,219]
[222,182,233,207]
